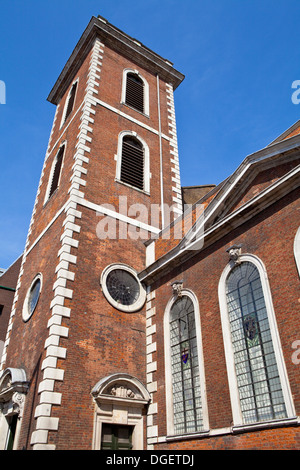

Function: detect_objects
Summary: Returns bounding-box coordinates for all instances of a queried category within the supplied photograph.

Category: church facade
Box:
[0,16,299,450]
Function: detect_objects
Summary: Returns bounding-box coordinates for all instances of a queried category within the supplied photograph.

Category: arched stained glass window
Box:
[226,261,287,424]
[169,295,203,434]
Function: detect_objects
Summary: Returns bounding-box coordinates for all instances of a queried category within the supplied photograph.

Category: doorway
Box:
[101,424,133,450]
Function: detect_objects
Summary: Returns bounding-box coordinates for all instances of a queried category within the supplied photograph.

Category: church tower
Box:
[0,16,184,450]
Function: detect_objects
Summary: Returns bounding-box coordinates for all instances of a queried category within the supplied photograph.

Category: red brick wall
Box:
[79,43,177,221]
[160,426,300,450]
[46,208,148,449]
[2,213,66,448]
[0,256,22,347]
[150,187,300,449]
[27,47,93,246]
[283,125,300,140]
[231,158,300,213]
[1,34,178,449]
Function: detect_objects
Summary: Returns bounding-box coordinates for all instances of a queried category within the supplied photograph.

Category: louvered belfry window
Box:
[120,136,144,191]
[48,145,64,198]
[64,81,77,123]
[125,73,144,113]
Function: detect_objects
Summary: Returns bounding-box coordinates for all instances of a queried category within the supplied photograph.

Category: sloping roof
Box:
[139,122,300,284]
[268,119,300,146]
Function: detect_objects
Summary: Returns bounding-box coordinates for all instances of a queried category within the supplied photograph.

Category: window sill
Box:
[232,416,299,434]
[165,430,210,442]
[43,188,58,208]
[163,417,300,442]
[115,178,150,196]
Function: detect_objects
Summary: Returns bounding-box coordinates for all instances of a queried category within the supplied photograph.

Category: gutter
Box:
[0,285,15,292]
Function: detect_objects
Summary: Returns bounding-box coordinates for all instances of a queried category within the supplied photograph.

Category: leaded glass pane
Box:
[28,278,41,315]
[226,262,287,424]
[106,269,140,306]
[170,296,203,434]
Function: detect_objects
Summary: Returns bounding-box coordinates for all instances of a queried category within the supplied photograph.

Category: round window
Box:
[22,274,42,322]
[101,264,146,313]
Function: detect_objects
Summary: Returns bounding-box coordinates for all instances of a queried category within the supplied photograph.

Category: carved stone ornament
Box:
[0,368,29,405]
[0,369,28,418]
[91,373,151,406]
[11,392,25,417]
[171,280,183,297]
[226,244,243,265]
[108,383,142,400]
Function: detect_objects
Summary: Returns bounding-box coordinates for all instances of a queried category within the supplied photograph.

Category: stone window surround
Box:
[163,288,209,438]
[121,68,150,117]
[100,263,146,313]
[43,141,67,205]
[115,130,151,195]
[218,253,296,431]
[59,78,79,130]
[22,272,43,323]
[0,368,29,450]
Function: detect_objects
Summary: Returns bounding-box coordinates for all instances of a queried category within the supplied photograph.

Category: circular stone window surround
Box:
[22,273,43,322]
[100,264,146,313]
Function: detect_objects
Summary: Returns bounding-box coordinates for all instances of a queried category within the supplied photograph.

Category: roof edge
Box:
[268,119,300,146]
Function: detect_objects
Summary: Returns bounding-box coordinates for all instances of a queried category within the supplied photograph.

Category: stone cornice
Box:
[47,15,184,105]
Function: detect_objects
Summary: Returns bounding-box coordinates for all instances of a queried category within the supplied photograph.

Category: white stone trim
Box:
[46,104,60,159]
[81,197,160,234]
[166,84,182,217]
[145,288,159,448]
[44,141,67,204]
[146,240,155,267]
[30,38,105,450]
[22,273,43,323]
[0,368,29,450]
[294,226,300,277]
[59,77,79,129]
[93,95,169,140]
[218,253,296,426]
[0,105,64,370]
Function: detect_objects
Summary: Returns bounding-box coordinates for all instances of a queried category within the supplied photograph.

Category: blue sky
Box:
[0,0,300,268]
